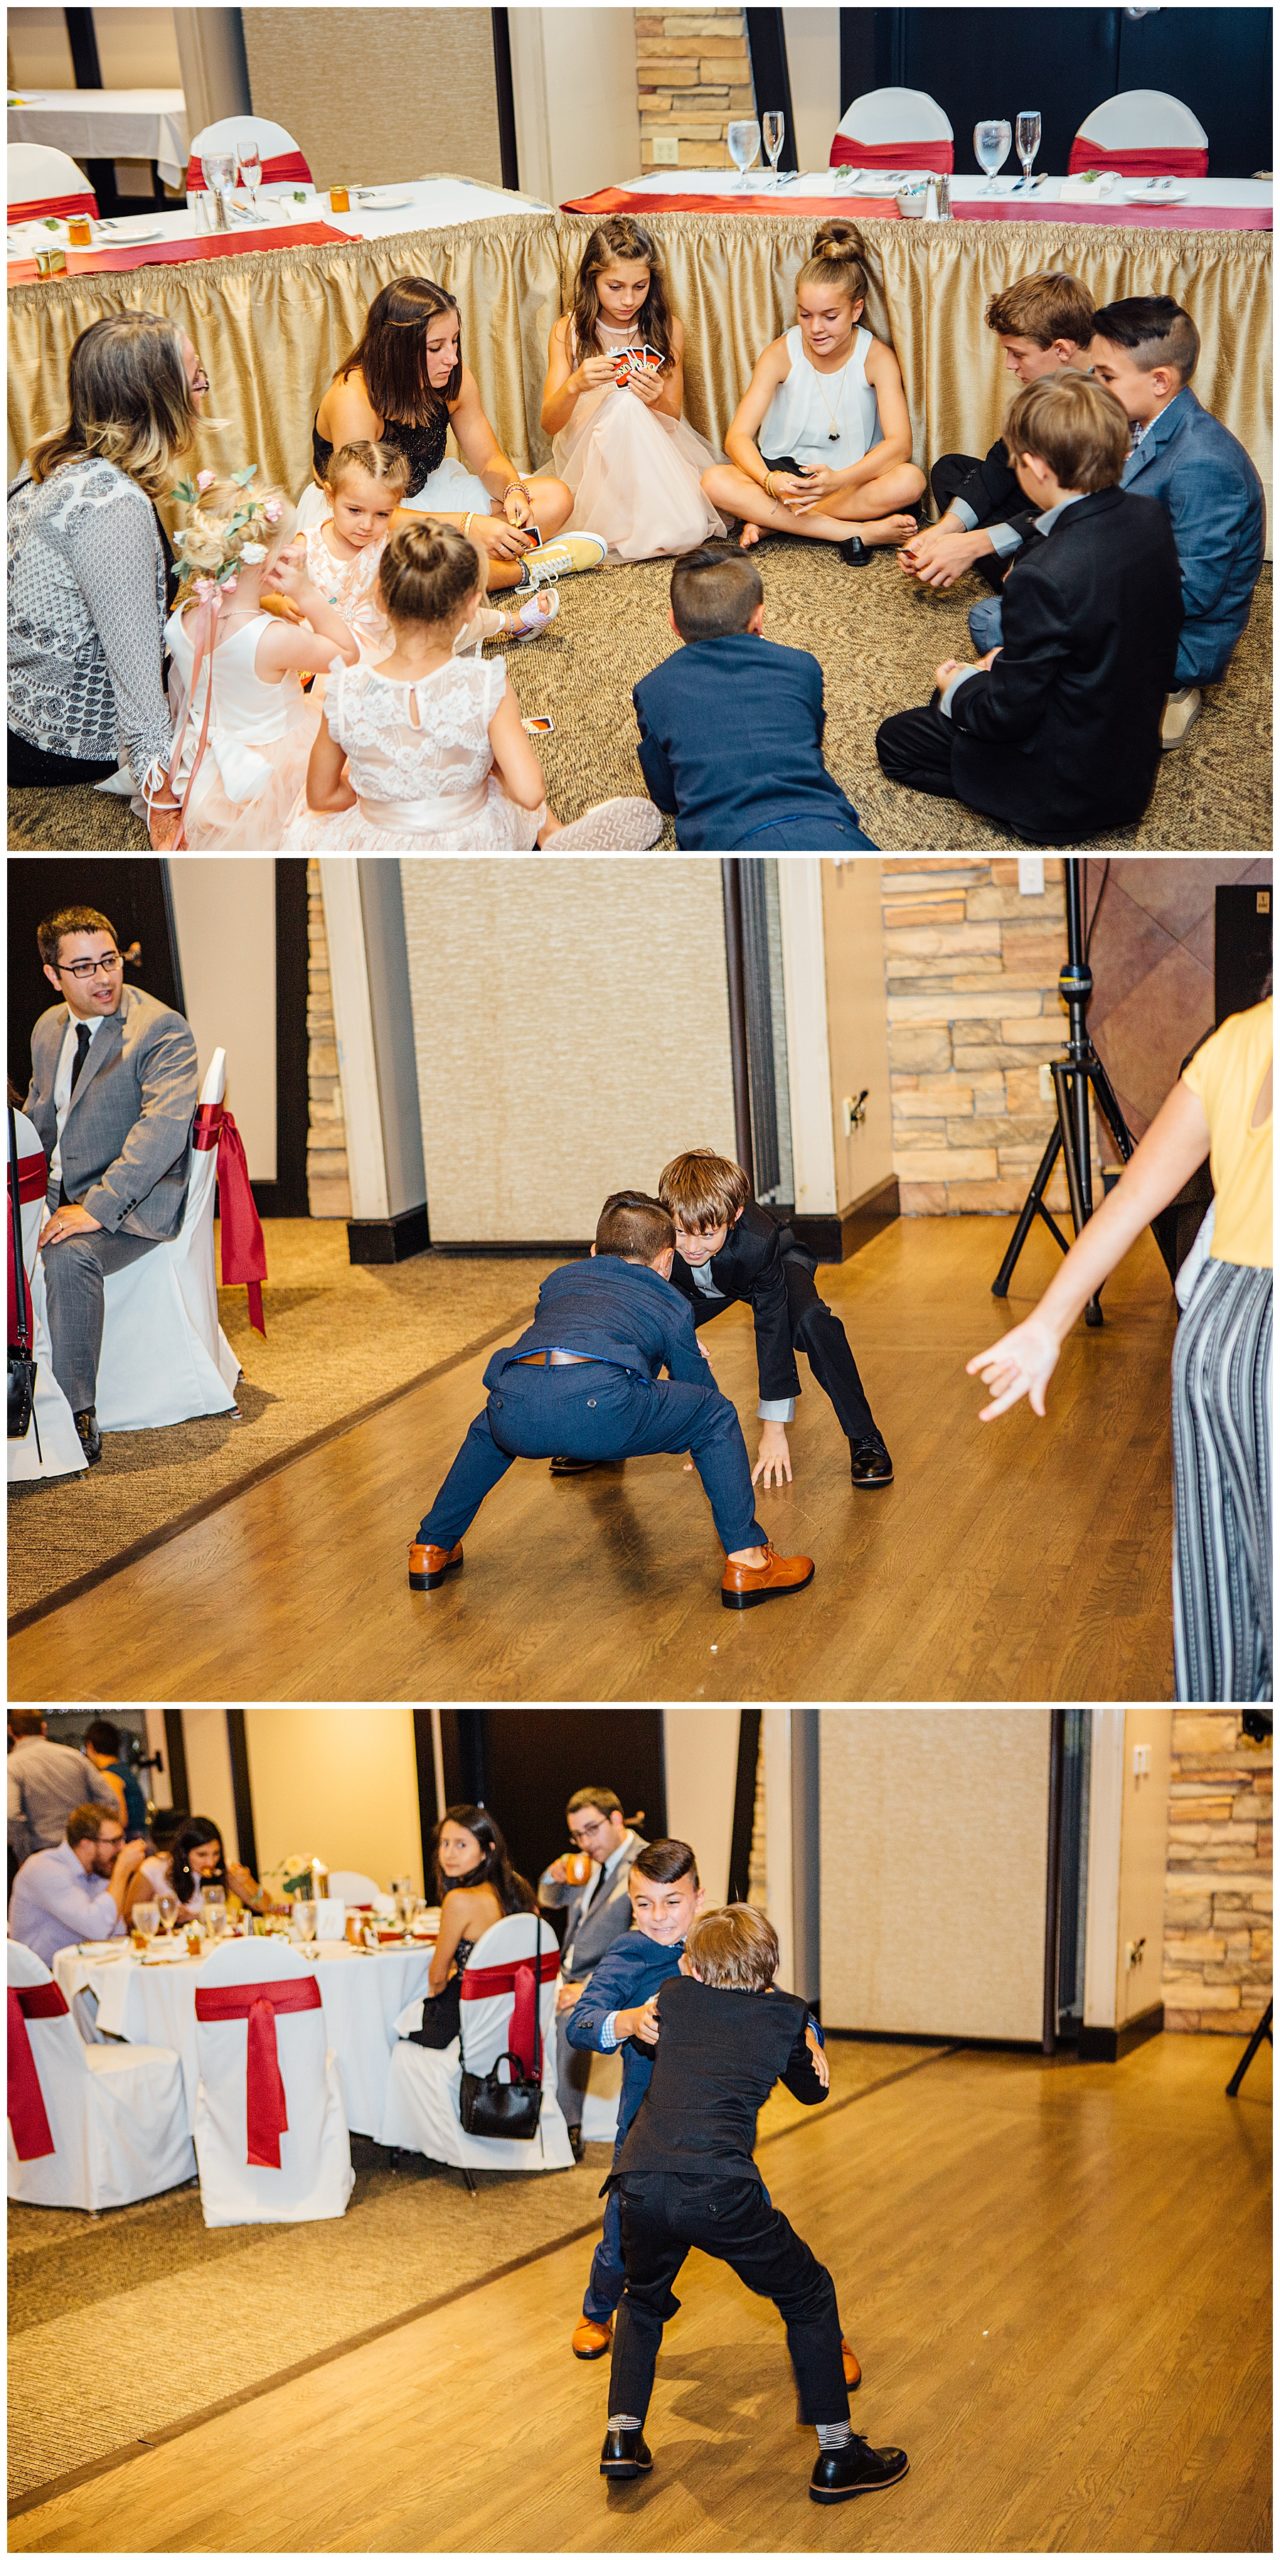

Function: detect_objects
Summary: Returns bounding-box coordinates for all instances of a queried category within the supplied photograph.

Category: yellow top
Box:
[1181,997,1273,1270]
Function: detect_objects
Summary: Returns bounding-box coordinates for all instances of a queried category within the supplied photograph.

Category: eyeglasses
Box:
[57,952,122,980]
[569,1816,612,1842]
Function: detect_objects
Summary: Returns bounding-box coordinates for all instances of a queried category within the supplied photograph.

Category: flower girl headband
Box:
[170,463,287,604]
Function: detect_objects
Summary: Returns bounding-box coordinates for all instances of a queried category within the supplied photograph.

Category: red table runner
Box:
[7,219,353,283]
[561,184,1269,232]
[563,186,897,218]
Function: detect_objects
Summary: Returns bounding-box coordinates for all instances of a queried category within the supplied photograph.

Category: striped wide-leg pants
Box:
[1172,1260,1273,1702]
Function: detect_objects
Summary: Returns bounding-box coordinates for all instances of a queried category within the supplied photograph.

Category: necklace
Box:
[809,344,853,443]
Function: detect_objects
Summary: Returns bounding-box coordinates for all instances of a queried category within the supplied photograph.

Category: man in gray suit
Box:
[539,1786,647,2156]
[24,905,199,1465]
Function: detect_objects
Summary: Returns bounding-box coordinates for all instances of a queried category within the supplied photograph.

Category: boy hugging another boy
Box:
[631,550,877,851]
[594,1899,908,2505]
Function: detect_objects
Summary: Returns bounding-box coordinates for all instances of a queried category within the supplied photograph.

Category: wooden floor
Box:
[8,1218,1179,1703]
[10,2032,1269,2554]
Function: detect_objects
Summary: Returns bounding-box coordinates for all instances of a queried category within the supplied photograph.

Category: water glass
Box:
[974,119,1012,193]
[1015,110,1041,188]
[203,1888,227,1941]
[290,1902,318,1951]
[762,111,785,189]
[131,1902,160,1951]
[727,118,762,193]
[238,142,262,215]
[155,1889,179,1935]
[200,151,235,229]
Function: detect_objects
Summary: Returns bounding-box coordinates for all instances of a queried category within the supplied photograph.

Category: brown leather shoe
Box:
[408,1541,464,1592]
[573,2315,613,2359]
[842,2336,862,2390]
[721,1543,815,1609]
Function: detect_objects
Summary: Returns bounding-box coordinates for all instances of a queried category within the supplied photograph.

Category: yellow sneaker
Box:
[519,531,607,588]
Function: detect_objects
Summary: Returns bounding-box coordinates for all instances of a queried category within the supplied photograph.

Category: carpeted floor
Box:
[8,549,1271,852]
[7,1223,555,1624]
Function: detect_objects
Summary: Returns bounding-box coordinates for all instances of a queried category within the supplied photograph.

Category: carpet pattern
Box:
[8,551,1271,852]
[7,1223,555,1623]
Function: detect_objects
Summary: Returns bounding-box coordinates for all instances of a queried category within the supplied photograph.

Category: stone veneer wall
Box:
[637,8,755,170]
[306,860,351,1219]
[881,859,1072,1215]
[1163,1711,1272,2035]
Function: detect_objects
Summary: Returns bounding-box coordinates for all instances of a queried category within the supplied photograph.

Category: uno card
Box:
[640,342,663,372]
[522,714,554,735]
[521,522,542,549]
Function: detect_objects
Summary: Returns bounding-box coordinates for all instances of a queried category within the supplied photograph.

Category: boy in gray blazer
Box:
[24,905,199,1464]
[539,1787,647,2152]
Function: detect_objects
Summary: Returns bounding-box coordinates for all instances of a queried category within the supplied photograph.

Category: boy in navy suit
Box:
[408,1192,814,1609]
[631,551,876,851]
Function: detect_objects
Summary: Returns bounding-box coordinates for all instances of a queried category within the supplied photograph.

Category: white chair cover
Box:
[8,1109,86,1482]
[327,1870,383,1903]
[7,1941,194,2212]
[1074,89,1208,151]
[192,1939,354,2227]
[8,142,96,213]
[186,116,312,194]
[380,1913,574,2173]
[581,2044,623,2146]
[86,1045,242,1433]
[834,85,954,142]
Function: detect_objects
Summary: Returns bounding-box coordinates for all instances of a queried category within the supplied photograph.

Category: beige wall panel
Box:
[180,1711,240,1864]
[781,7,841,175]
[1116,1709,1173,2027]
[820,1707,1051,2040]
[93,6,182,85]
[167,856,277,1183]
[242,8,502,191]
[401,859,737,1244]
[244,1709,423,1895]
[664,1709,739,1907]
[821,858,894,1209]
[8,8,73,88]
[511,8,641,209]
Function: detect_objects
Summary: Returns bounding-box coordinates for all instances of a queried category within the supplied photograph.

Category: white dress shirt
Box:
[47,1011,106,1194]
[687,1258,795,1424]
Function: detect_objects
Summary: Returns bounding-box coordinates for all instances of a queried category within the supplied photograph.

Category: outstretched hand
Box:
[966,1315,1062,1420]
[805,2026,830,2088]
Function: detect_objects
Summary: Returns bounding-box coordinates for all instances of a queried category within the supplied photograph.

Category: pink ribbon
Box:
[185,150,312,191]
[460,1951,559,2076]
[193,1102,267,1335]
[7,1981,69,2161]
[195,1975,322,2166]
[830,135,954,172]
[1068,140,1208,178]
[9,189,99,222]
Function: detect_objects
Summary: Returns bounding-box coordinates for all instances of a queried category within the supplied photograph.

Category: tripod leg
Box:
[992,1122,1063,1298]
[1054,1064,1104,1327]
[1089,1058,1135,1165]
[1225,1999,1272,2097]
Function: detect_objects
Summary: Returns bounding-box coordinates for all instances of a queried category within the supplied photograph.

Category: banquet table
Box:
[9,86,190,189]
[51,1937,434,2138]
[568,169,1274,232]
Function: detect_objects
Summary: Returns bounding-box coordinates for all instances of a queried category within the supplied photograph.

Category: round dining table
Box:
[51,1935,436,2138]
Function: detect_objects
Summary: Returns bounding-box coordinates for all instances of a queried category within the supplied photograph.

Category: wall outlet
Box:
[650,134,678,165]
[1039,1063,1055,1104]
[1133,1743,1151,1778]
[1017,857,1045,897]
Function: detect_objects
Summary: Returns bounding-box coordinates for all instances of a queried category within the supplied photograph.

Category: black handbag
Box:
[459,1915,544,2141]
[7,1106,41,1454]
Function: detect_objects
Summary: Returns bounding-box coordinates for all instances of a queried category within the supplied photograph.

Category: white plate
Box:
[97,224,166,244]
[1122,181,1189,205]
[355,189,415,209]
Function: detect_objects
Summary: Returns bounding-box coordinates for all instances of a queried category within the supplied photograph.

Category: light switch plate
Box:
[651,135,679,165]
[1018,857,1045,896]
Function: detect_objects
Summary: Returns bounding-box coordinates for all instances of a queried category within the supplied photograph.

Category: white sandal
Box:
[548,797,663,852]
[506,589,560,640]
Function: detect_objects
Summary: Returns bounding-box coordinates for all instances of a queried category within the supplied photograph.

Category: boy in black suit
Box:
[600,1903,909,2506]
[875,374,1181,844]
[631,552,877,851]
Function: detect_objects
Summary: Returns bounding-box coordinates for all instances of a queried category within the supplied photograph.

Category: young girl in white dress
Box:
[701,223,926,563]
[283,521,661,852]
[162,471,359,851]
[542,215,726,561]
[298,439,558,661]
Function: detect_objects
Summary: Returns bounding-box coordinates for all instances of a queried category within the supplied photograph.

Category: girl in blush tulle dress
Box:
[541,215,726,562]
[299,438,559,667]
[163,470,359,851]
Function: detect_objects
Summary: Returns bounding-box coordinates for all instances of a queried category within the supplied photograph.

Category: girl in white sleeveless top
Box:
[702,223,926,563]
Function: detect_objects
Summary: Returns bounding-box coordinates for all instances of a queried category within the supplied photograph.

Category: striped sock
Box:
[815,2421,854,2450]
[609,2415,642,2432]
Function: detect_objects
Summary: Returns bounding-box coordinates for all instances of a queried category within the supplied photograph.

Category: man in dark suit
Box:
[875,374,1181,844]
[408,1192,814,1609]
[24,905,198,1465]
[631,552,877,851]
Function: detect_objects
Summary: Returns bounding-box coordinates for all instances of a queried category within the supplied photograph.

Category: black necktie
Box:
[68,1023,92,1096]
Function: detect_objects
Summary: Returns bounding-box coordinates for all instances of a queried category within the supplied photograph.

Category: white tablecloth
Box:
[9,88,189,188]
[52,1939,434,2138]
[7,170,552,260]
[607,168,1274,225]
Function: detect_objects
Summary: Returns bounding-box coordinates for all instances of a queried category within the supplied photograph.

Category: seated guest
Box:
[9,1803,146,1963]
[8,1710,119,1867]
[1089,297,1266,742]
[130,1814,270,1919]
[24,906,199,1468]
[146,1805,188,1856]
[632,552,877,850]
[876,375,1181,845]
[898,271,1096,594]
[539,1788,647,2156]
[404,1804,536,2049]
[82,1718,148,1839]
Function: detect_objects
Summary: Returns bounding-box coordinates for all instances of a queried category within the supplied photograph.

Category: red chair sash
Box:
[460,1951,559,2077]
[185,150,312,191]
[195,1975,321,2166]
[8,1981,69,2162]
[7,1148,46,1344]
[1068,140,1207,178]
[830,135,953,172]
[193,1101,267,1335]
[8,190,99,222]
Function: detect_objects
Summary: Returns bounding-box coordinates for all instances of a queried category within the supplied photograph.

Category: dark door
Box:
[438,1710,667,1898]
[1115,7,1272,178]
[7,857,183,1096]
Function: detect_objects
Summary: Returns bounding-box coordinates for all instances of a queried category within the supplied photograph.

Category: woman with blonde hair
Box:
[8,310,208,844]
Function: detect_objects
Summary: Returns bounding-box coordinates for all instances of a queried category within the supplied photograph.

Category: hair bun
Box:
[811,219,867,262]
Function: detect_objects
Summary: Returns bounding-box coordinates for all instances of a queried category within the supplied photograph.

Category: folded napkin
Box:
[1061,170,1118,198]
[77,1939,130,1957]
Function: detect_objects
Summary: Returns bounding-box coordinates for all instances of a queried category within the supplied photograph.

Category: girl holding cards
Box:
[542,217,726,560]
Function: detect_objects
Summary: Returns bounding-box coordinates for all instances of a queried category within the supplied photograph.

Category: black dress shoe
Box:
[72,1407,103,1466]
[549,1456,598,1477]
[837,534,871,567]
[809,2436,909,2503]
[600,2426,653,2479]
[849,1436,893,1487]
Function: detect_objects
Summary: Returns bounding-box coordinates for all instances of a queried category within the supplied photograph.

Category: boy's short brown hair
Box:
[633,1838,700,1887]
[594,1191,675,1263]
[1090,295,1200,383]
[685,1903,779,1991]
[985,271,1095,350]
[1003,374,1129,495]
[657,1150,751,1233]
[669,548,763,641]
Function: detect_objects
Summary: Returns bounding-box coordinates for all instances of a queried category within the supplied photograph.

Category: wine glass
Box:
[237,140,262,218]
[155,1888,179,1935]
[290,1902,318,1954]
[727,118,762,194]
[203,1887,227,1941]
[200,150,236,230]
[1015,110,1041,189]
[762,111,785,190]
[131,1901,160,1954]
[974,119,1012,194]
